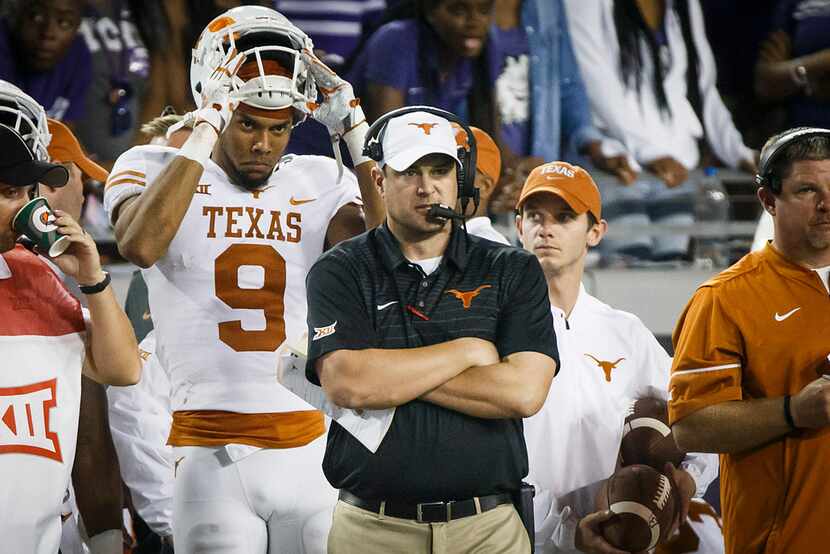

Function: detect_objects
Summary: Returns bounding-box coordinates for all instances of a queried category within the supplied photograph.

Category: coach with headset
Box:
[304,107,558,554]
[669,127,830,554]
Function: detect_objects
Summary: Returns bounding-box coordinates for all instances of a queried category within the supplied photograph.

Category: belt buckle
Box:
[416,501,451,523]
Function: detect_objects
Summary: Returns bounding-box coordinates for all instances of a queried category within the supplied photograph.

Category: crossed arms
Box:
[316,340,556,419]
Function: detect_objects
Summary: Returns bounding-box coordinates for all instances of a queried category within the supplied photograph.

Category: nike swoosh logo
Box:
[774,307,801,322]
[377,301,398,311]
[289,196,316,206]
[142,311,151,321]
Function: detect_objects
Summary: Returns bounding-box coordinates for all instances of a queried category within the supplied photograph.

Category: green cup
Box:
[12,197,71,257]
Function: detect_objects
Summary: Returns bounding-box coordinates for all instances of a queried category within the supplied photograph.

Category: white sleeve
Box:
[103,147,150,225]
[106,333,174,537]
[563,0,661,164]
[633,319,719,498]
[689,0,753,168]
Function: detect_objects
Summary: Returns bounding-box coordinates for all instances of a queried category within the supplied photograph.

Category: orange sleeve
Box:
[669,286,744,424]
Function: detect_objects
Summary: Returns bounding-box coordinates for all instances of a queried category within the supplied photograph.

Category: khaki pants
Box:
[328,499,531,554]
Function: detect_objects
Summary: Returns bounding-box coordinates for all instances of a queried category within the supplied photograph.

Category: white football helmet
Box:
[0,80,51,161]
[190,6,317,118]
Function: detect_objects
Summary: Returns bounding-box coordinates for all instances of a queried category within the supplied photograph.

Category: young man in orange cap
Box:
[461,126,511,245]
[43,118,107,222]
[516,161,719,554]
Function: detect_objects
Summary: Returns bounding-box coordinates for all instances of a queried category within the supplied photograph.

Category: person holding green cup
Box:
[0,121,70,255]
[0,122,142,552]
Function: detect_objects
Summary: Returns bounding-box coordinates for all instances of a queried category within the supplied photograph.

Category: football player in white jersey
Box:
[515,162,721,554]
[104,6,381,553]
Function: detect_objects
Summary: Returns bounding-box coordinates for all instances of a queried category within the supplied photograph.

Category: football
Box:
[620,397,685,470]
[597,464,678,552]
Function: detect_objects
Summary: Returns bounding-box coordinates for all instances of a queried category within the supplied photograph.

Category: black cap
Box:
[0,124,68,188]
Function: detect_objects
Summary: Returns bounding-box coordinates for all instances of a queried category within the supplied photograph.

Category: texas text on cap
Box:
[381,111,461,172]
[0,124,68,188]
[516,161,601,221]
[47,118,108,182]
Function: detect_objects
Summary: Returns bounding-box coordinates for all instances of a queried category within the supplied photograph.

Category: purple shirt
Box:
[273,0,386,68]
[488,24,530,156]
[775,0,830,128]
[0,20,92,122]
[348,19,473,115]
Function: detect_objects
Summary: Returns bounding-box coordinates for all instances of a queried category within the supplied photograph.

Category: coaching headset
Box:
[362,105,479,219]
[756,126,830,192]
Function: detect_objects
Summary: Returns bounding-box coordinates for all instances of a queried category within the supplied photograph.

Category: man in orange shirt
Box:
[669,127,830,554]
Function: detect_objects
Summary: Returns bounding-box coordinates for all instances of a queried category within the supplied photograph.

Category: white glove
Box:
[300,49,371,168]
[174,49,244,166]
[191,48,246,136]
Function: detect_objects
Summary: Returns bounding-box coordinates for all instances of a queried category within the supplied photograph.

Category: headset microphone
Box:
[426,204,464,221]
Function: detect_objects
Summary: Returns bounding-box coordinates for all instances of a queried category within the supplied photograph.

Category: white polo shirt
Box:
[524,284,718,552]
[464,216,511,245]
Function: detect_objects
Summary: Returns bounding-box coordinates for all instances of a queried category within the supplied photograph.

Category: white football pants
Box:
[173,435,335,553]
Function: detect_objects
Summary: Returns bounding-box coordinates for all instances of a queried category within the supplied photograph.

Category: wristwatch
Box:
[79,271,111,295]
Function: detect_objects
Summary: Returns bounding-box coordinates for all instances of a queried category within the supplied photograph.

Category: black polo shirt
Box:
[305,223,558,502]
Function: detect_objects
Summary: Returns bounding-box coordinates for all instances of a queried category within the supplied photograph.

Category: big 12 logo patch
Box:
[0,379,62,462]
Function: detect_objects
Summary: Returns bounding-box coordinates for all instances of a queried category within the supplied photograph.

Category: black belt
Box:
[338,490,513,523]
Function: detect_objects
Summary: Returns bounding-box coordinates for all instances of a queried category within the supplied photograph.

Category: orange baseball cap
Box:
[516,161,602,220]
[454,125,501,183]
[47,119,108,182]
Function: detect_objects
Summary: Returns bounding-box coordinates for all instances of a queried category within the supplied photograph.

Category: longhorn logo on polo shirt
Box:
[585,354,625,382]
[0,379,62,462]
[446,284,491,309]
[408,123,438,135]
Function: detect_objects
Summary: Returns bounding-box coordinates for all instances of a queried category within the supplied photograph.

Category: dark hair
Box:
[613,0,701,121]
[763,134,830,194]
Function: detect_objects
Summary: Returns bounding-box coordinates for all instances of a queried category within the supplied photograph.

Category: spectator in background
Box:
[0,0,91,122]
[74,0,178,167]
[700,0,778,148]
[564,0,756,261]
[755,1,830,130]
[347,0,494,125]
[348,0,634,222]
[274,0,388,157]
[274,0,387,69]
[487,0,635,218]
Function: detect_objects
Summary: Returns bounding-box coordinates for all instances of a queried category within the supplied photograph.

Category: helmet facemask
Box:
[0,81,51,161]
